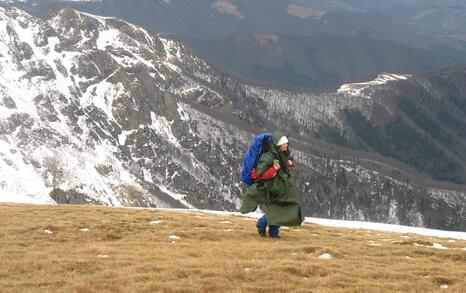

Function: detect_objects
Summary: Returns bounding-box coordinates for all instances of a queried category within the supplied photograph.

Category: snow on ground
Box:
[318,253,332,259]
[303,216,466,240]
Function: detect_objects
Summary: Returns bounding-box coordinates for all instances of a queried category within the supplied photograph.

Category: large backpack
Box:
[241,133,273,185]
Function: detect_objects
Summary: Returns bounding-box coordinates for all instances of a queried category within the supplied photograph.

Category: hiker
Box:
[240,130,304,238]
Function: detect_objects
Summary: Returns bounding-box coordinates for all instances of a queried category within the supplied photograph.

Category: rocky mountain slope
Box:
[0,5,465,230]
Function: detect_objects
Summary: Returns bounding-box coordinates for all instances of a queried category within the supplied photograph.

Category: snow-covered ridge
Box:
[0,5,241,209]
[0,6,198,206]
[337,73,411,97]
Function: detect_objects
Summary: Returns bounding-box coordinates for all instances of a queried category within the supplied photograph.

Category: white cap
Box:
[276,136,288,146]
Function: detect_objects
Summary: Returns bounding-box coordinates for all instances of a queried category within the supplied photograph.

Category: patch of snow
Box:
[149,220,163,224]
[0,143,54,204]
[143,168,154,184]
[219,220,232,224]
[79,228,90,232]
[432,243,447,250]
[159,38,182,62]
[304,217,466,240]
[168,235,180,240]
[177,103,190,121]
[150,112,181,147]
[414,242,448,250]
[97,254,109,258]
[158,185,193,209]
[440,284,449,289]
[0,191,55,205]
[118,130,134,146]
[81,81,125,121]
[319,253,332,259]
[96,27,123,50]
[337,73,411,97]
[44,229,53,234]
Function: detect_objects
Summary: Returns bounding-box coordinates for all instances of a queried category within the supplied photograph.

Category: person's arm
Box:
[287,152,294,168]
[256,155,280,180]
[255,153,277,179]
[257,166,277,180]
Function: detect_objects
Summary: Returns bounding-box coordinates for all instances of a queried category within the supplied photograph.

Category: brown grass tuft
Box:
[0,204,465,292]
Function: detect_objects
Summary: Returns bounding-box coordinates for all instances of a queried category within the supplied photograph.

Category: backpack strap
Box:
[253,134,270,169]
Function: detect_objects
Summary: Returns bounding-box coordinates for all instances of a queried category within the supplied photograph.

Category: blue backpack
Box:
[241,133,273,185]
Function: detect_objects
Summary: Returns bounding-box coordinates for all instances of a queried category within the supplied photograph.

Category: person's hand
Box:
[273,159,280,170]
[287,160,293,168]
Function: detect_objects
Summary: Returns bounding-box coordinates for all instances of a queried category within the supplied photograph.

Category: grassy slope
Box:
[0,204,465,292]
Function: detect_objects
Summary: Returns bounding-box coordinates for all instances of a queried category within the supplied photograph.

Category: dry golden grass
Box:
[0,204,465,292]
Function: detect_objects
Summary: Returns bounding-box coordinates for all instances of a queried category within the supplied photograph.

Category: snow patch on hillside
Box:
[338,73,411,97]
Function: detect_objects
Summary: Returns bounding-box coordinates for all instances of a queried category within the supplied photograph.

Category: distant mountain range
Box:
[9,0,466,89]
[0,4,465,230]
[180,33,466,89]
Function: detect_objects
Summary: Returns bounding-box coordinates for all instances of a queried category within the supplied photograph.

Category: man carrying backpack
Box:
[240,130,304,239]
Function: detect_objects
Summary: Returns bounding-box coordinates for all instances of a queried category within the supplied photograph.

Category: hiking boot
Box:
[257,223,266,237]
[268,225,280,239]
[256,215,267,237]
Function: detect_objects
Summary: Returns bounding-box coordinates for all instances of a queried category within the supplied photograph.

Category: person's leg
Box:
[256,215,267,237]
[268,225,280,238]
